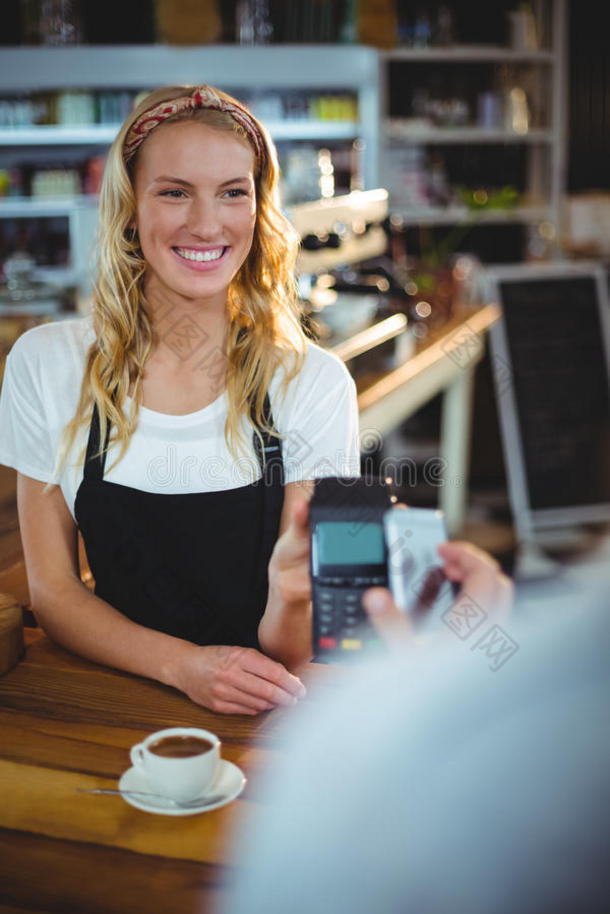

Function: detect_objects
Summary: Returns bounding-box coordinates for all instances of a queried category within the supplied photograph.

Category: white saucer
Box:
[118,759,246,816]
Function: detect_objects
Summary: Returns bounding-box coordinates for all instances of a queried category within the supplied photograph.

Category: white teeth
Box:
[175,247,224,262]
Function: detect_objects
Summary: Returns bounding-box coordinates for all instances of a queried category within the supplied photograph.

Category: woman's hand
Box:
[171,643,307,716]
[267,494,311,608]
[258,485,314,669]
[363,540,513,649]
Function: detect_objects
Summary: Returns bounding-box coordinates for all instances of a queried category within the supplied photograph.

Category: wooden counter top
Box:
[0,627,340,913]
[353,302,500,434]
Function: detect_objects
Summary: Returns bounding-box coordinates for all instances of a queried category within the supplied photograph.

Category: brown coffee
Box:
[148,735,214,758]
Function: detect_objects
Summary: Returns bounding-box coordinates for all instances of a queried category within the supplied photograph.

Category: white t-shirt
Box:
[0,317,360,519]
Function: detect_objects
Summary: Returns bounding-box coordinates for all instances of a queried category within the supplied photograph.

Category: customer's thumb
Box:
[362,587,412,650]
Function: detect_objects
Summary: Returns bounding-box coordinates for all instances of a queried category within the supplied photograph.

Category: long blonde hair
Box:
[58,85,305,477]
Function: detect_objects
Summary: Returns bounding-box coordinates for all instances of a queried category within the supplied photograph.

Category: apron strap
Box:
[83,402,111,482]
[251,393,285,604]
[251,392,283,484]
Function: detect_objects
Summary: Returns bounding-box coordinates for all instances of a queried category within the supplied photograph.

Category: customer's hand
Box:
[363,541,513,650]
[438,540,513,620]
[172,643,307,715]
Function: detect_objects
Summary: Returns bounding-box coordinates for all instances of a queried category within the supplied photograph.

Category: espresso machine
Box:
[287,188,412,379]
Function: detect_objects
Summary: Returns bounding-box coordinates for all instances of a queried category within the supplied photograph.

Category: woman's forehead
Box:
[134,119,255,180]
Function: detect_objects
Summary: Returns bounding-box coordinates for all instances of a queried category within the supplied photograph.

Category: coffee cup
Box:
[130,727,220,802]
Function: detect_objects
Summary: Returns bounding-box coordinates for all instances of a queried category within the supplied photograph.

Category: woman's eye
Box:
[159,189,186,198]
[224,188,249,199]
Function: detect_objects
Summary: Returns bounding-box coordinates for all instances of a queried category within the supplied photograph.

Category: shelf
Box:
[382,46,554,63]
[388,204,553,226]
[0,195,99,217]
[264,120,358,140]
[0,45,379,91]
[0,300,62,316]
[380,1,565,254]
[0,125,120,145]
[35,265,81,285]
[0,44,380,191]
[385,123,555,144]
[0,120,359,146]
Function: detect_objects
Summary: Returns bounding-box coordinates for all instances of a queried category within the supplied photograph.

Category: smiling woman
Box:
[0,85,360,715]
[133,120,257,323]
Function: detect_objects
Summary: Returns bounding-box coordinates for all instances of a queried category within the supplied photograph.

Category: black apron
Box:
[74,396,284,649]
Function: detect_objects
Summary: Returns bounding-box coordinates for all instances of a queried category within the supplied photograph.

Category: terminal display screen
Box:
[314,522,385,568]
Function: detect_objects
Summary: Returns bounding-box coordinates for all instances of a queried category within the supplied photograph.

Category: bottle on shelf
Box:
[235,0,273,45]
[339,0,358,43]
[434,5,456,47]
[412,9,432,48]
[507,2,538,51]
[477,92,502,129]
[20,0,82,45]
[57,91,96,126]
[0,250,65,311]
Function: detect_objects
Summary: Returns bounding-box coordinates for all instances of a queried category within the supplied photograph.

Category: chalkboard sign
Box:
[487,263,610,539]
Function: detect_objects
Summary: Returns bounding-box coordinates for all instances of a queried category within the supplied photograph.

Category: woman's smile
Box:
[172,245,229,269]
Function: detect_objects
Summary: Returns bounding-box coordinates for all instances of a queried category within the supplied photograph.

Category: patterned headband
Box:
[123,85,265,164]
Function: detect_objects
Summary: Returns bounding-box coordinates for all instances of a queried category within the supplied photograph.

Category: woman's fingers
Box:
[240,648,307,700]
[214,647,307,710]
[271,496,310,570]
[284,496,310,557]
[290,495,310,534]
[268,496,312,608]
[180,644,306,715]
[218,672,298,710]
[212,700,274,716]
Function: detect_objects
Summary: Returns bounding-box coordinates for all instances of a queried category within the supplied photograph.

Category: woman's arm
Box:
[258,481,314,669]
[258,348,359,668]
[18,473,305,714]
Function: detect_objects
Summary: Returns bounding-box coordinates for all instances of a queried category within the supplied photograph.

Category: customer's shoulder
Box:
[8,314,95,367]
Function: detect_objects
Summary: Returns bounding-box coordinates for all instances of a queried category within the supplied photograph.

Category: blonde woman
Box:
[0,86,359,714]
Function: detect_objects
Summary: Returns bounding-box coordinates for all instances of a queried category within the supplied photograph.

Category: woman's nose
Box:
[185,196,221,237]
